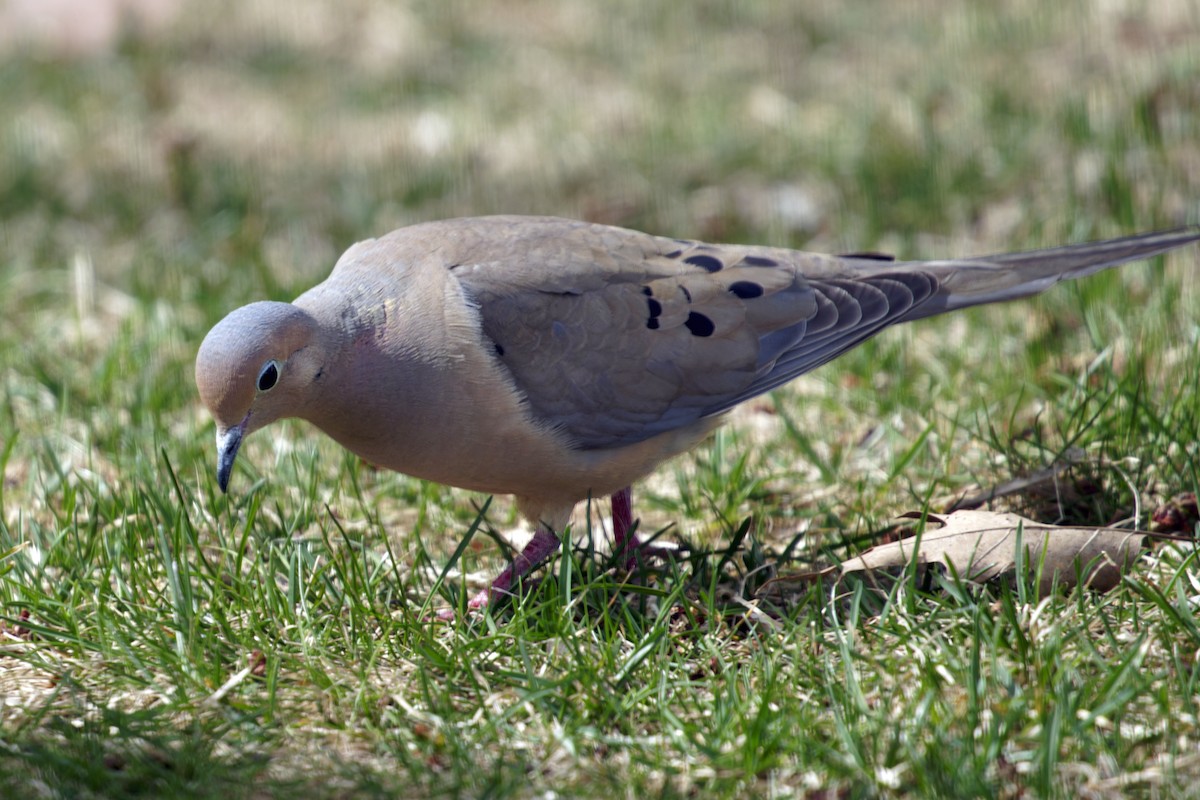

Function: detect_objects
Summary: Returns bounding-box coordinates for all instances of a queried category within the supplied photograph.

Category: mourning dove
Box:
[195,216,1200,607]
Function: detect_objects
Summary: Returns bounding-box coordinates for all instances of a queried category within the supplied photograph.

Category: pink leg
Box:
[611,486,641,569]
[458,488,648,612]
[467,526,562,608]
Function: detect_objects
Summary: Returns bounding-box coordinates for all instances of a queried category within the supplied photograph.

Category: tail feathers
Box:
[905,226,1200,321]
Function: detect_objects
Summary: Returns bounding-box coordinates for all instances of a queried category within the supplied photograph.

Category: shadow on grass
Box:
[0,703,424,800]
[2,706,270,799]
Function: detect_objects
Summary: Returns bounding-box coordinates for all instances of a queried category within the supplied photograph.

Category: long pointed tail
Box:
[905,226,1200,321]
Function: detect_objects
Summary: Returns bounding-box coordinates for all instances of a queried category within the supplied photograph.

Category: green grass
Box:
[3,0,1200,796]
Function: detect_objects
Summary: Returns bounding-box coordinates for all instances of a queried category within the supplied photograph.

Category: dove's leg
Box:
[464,488,642,610]
[610,486,641,568]
[467,526,562,608]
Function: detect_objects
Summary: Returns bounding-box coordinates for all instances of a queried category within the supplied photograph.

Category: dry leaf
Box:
[840,510,1149,596]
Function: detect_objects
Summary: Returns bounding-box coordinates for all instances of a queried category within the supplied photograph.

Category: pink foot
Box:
[451,488,663,615]
[611,487,678,568]
[610,485,641,569]
[466,527,562,609]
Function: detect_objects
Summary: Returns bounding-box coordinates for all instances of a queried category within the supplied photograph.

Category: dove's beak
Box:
[215,424,245,494]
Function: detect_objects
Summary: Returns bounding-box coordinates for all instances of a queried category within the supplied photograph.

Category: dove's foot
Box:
[460,486,664,611]
[466,526,562,609]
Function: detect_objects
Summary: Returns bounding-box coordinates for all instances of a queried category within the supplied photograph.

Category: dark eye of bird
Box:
[257,360,280,391]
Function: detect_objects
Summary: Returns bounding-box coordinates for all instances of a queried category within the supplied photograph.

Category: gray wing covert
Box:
[453,225,938,449]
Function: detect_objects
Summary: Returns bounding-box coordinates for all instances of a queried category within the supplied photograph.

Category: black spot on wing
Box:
[684,254,723,272]
[742,255,778,267]
[701,271,944,419]
[684,312,715,337]
[728,281,764,299]
[838,251,896,261]
[646,297,663,330]
[662,250,683,259]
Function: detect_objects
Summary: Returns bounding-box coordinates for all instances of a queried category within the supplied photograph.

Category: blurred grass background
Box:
[2,0,1200,797]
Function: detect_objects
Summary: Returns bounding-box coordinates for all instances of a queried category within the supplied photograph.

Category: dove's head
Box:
[195,301,323,493]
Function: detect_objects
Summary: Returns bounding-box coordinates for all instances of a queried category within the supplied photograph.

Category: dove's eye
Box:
[257,360,281,392]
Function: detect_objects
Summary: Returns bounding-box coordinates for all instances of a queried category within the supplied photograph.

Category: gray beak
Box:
[215,425,244,494]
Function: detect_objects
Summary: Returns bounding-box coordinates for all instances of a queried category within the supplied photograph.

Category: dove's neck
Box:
[293,269,531,486]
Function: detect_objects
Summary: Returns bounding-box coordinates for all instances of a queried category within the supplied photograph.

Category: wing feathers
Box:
[447,217,1196,451]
